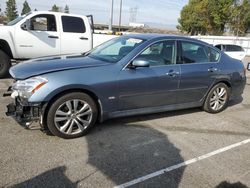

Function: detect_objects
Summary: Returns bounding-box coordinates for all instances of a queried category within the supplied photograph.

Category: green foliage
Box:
[21,0,31,15]
[51,4,60,12]
[178,0,250,35]
[177,0,209,35]
[207,0,234,34]
[5,0,18,22]
[64,5,69,13]
[230,0,250,36]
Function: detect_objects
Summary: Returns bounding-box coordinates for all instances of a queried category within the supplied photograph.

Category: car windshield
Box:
[89,37,145,63]
[7,12,31,26]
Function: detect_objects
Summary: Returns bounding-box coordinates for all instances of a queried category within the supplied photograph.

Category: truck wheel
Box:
[203,83,230,114]
[0,50,11,78]
[46,92,98,139]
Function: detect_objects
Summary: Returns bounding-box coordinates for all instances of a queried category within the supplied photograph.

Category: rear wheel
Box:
[203,83,230,113]
[46,92,98,139]
[0,50,11,78]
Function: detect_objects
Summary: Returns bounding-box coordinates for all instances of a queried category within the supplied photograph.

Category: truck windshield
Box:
[7,13,31,26]
[89,37,145,63]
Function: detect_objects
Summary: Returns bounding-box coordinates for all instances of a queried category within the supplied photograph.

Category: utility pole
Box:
[119,0,123,31]
[109,0,114,31]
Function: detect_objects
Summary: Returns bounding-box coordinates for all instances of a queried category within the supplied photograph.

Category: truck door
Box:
[15,14,61,59]
[60,15,93,55]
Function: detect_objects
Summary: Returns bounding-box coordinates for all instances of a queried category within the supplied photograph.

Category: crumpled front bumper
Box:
[6,101,42,127]
[4,88,44,128]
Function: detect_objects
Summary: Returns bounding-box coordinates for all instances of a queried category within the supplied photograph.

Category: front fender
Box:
[29,83,103,104]
[0,27,17,58]
[43,84,103,102]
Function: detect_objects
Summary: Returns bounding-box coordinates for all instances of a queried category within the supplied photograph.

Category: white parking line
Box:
[114,138,250,188]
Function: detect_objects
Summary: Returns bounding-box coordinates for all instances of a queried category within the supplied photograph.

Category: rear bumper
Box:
[231,77,246,98]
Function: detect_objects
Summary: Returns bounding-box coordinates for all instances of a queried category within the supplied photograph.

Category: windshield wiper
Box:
[82,52,91,57]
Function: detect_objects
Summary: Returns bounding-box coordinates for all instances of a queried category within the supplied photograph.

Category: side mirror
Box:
[21,19,31,31]
[247,63,250,71]
[132,59,150,68]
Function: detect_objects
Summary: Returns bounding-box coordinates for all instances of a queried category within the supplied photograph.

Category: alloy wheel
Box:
[54,99,93,135]
[209,87,227,111]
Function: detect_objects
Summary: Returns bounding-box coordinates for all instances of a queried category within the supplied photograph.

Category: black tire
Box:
[203,83,230,114]
[46,92,98,139]
[0,50,11,79]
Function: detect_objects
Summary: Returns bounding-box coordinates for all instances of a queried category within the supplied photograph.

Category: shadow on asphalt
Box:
[12,123,185,187]
[12,166,76,187]
[86,123,185,186]
[215,181,248,188]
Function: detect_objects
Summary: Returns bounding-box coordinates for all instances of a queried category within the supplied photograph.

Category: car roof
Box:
[124,33,211,46]
[30,11,87,18]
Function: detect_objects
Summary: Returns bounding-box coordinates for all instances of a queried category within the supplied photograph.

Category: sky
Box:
[0,0,189,28]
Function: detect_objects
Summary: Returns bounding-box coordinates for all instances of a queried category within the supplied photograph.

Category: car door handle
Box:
[80,37,88,40]
[208,67,218,72]
[166,71,180,77]
[48,35,59,39]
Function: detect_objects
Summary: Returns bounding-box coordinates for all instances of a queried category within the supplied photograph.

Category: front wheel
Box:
[203,83,230,114]
[46,92,98,139]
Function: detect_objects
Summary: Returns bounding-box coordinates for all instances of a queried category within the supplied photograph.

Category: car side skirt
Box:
[107,101,203,119]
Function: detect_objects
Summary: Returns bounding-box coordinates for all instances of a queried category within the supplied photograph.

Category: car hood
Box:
[0,25,11,32]
[10,55,111,80]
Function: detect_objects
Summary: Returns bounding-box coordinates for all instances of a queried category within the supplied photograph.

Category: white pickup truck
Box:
[0,11,94,78]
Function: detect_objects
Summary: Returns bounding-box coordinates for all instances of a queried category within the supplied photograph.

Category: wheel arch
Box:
[42,88,104,131]
[202,79,232,104]
[215,80,231,89]
[0,39,13,58]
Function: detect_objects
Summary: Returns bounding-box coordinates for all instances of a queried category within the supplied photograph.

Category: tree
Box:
[177,0,208,35]
[230,0,250,36]
[51,4,59,12]
[21,0,31,15]
[5,0,18,22]
[64,5,69,13]
[177,0,235,35]
[207,0,234,34]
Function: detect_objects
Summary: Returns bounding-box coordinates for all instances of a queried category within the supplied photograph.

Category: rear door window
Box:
[180,41,209,64]
[61,16,86,33]
[225,45,244,52]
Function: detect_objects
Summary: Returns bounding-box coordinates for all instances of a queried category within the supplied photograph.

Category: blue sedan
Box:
[5,34,246,139]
